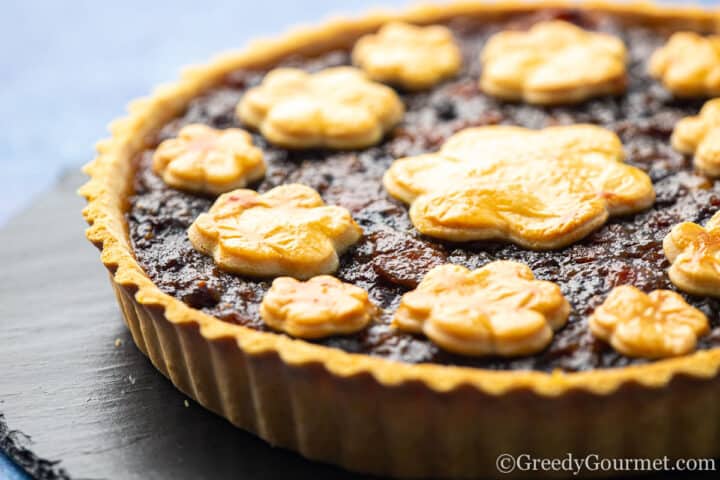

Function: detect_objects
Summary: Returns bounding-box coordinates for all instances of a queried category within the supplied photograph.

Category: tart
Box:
[81,1,720,478]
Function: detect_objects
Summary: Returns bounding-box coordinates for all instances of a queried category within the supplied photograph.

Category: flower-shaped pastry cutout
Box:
[589,286,709,359]
[383,125,655,249]
[671,99,720,177]
[260,276,376,338]
[352,22,462,90]
[188,184,363,278]
[649,32,720,97]
[663,211,720,297]
[480,20,627,104]
[152,124,266,195]
[237,67,404,149]
[392,262,570,357]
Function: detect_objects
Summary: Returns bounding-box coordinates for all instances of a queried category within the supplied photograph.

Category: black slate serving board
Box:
[0,172,716,480]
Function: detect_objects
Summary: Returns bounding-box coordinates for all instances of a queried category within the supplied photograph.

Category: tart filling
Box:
[128,10,720,372]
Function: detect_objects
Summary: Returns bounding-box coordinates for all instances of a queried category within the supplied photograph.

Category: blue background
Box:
[0,0,408,226]
[1,1,717,478]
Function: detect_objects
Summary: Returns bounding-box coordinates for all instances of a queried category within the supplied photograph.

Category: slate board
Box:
[0,172,716,480]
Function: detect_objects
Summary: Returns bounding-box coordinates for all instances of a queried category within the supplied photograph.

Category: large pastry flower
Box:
[649,32,720,97]
[152,124,266,195]
[188,184,363,278]
[261,276,375,339]
[480,20,627,104]
[590,286,709,359]
[352,21,462,90]
[237,67,404,149]
[664,211,720,297]
[671,99,720,177]
[392,262,570,357]
[383,125,655,250]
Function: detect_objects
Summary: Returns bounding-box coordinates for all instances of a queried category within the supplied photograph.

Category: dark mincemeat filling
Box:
[128,9,720,371]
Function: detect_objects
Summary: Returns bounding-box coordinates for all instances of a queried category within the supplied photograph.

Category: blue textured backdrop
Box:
[0,0,408,226]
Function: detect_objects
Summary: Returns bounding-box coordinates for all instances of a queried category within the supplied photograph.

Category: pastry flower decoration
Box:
[480,20,627,104]
[152,124,266,195]
[188,184,363,279]
[392,262,570,357]
[664,211,720,297]
[589,286,709,359]
[671,99,720,177]
[383,125,655,250]
[237,67,404,149]
[260,276,376,338]
[352,21,462,90]
[649,32,720,97]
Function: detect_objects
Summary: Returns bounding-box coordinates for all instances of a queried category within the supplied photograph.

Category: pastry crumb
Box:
[237,66,404,149]
[261,275,376,338]
[188,184,363,278]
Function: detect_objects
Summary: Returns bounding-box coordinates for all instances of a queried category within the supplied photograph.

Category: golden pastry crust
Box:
[188,184,363,278]
[480,20,627,104]
[649,32,720,98]
[672,99,720,177]
[590,286,709,359]
[393,262,570,357]
[237,67,404,149]
[260,276,376,338]
[352,21,462,90]
[80,3,720,477]
[383,125,655,249]
[152,124,266,195]
[664,211,720,297]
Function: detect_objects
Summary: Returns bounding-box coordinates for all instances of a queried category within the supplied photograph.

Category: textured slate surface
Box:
[0,172,371,479]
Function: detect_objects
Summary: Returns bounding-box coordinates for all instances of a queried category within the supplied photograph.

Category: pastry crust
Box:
[187,184,362,278]
[383,125,654,249]
[81,2,720,477]
[480,20,627,104]
[392,262,570,357]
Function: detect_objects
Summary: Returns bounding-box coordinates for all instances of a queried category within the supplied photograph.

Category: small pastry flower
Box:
[383,125,654,249]
[260,276,375,339]
[649,32,720,97]
[188,184,363,279]
[480,20,627,104]
[237,67,404,149]
[152,124,265,195]
[671,99,720,177]
[589,286,709,359]
[352,21,462,90]
[663,211,720,297]
[392,262,570,357]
